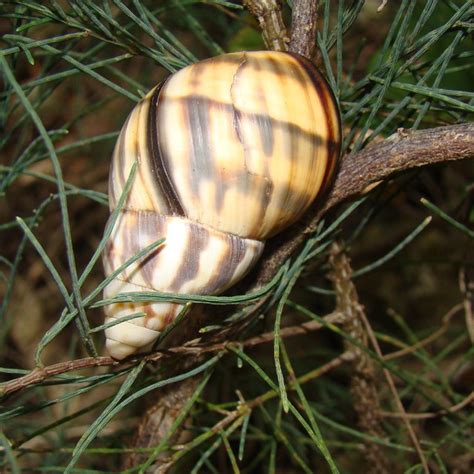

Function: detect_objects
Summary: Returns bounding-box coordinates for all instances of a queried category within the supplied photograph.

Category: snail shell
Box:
[102,51,341,359]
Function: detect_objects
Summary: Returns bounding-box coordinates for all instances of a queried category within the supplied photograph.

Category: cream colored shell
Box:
[103,50,341,359]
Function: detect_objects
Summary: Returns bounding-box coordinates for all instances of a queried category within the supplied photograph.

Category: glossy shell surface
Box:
[103,50,341,359]
[109,51,341,239]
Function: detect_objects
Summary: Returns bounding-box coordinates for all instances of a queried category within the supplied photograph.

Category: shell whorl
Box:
[103,213,263,359]
[103,50,341,359]
[108,51,341,239]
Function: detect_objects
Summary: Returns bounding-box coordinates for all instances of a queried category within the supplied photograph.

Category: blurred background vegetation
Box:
[0,1,473,472]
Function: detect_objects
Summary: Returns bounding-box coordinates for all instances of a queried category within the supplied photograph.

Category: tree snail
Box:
[102,51,342,359]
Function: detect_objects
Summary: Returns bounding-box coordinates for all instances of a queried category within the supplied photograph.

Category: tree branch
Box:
[253,122,474,285]
[0,312,345,398]
[242,0,289,51]
[330,241,389,474]
[289,0,319,58]
[325,123,474,211]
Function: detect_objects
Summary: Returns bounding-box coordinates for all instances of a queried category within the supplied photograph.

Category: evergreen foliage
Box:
[1,1,473,472]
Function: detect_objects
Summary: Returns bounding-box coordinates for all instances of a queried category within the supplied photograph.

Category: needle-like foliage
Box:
[1,1,473,473]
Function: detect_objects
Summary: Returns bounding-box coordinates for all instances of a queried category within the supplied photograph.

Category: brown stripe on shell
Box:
[239,58,274,232]
[135,211,167,287]
[289,53,342,196]
[185,67,223,210]
[229,54,274,225]
[168,222,209,292]
[102,210,166,289]
[109,111,132,210]
[173,95,325,157]
[203,232,254,293]
[264,54,302,216]
[148,79,184,216]
[155,75,221,213]
[229,52,275,158]
[222,52,317,91]
[247,54,275,158]
[280,54,332,209]
[135,100,158,210]
[256,110,274,157]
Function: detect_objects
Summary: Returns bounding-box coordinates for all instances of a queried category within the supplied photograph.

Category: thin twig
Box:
[0,312,344,398]
[0,357,118,397]
[326,124,474,212]
[242,0,289,51]
[383,304,463,361]
[379,391,474,420]
[359,309,430,473]
[241,310,346,348]
[460,265,474,344]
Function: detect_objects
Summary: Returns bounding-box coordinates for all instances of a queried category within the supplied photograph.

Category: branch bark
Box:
[325,124,474,211]
[289,0,319,58]
[330,242,390,474]
[242,0,289,51]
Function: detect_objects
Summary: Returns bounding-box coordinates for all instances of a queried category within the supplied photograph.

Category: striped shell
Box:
[103,51,341,359]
